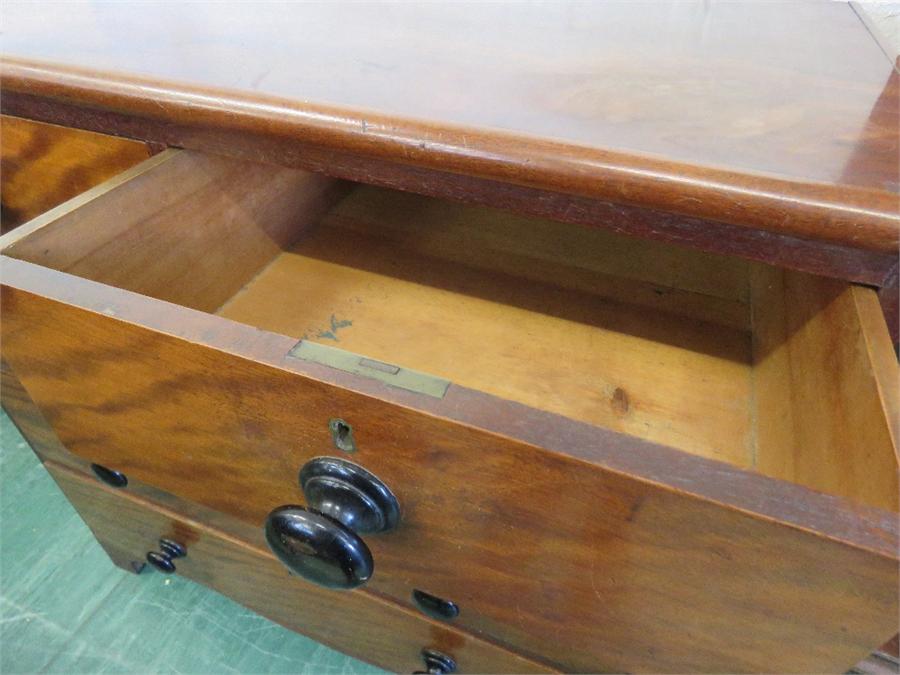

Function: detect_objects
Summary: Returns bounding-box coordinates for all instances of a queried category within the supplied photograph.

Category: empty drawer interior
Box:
[4,149,896,513]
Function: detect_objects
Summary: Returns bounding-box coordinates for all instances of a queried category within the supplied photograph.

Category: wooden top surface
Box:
[2,1,898,252]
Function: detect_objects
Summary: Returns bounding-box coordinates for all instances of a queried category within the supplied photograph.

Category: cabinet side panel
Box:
[0,360,72,466]
[0,114,153,232]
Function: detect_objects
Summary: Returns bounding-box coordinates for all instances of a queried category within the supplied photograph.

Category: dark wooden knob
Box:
[90,463,128,488]
[146,538,186,574]
[264,457,399,590]
[265,506,374,588]
[146,551,177,574]
[414,649,457,674]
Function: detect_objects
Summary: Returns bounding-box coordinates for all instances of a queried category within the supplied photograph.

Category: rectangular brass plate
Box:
[287,341,450,399]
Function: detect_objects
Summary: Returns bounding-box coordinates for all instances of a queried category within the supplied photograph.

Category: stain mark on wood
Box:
[316,314,353,341]
[612,387,630,415]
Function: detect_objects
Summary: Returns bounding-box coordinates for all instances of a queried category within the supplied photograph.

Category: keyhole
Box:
[329,419,356,453]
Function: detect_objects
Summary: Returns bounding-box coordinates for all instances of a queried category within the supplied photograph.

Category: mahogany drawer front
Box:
[42,460,551,674]
[2,149,898,673]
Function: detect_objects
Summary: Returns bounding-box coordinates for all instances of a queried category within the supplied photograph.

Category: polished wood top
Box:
[2,1,897,252]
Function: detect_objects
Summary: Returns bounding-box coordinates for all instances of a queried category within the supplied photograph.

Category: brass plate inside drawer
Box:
[288,340,450,399]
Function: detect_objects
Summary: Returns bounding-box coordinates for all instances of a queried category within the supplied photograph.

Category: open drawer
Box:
[2,149,897,673]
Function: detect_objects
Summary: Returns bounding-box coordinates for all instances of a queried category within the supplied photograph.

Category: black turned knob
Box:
[265,506,374,588]
[415,648,457,674]
[412,589,459,621]
[146,551,177,573]
[90,463,128,488]
[158,538,186,559]
[264,457,399,590]
[146,538,186,574]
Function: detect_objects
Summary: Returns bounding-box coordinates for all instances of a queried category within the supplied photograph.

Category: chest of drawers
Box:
[1,3,898,672]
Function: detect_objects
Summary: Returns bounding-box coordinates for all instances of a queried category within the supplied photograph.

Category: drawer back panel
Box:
[0,114,152,233]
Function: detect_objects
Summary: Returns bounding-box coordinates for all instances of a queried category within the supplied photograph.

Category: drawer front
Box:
[3,268,898,674]
[44,460,553,674]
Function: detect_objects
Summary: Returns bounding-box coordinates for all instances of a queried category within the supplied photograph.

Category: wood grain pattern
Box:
[0,360,70,464]
[2,258,897,674]
[45,461,555,674]
[8,379,900,673]
[751,268,899,512]
[3,149,755,465]
[2,150,349,314]
[0,369,284,546]
[7,148,891,492]
[0,0,897,254]
[2,148,896,670]
[4,85,895,297]
[877,262,899,344]
[318,185,754,329]
[1,9,896,665]
[218,205,754,466]
[2,149,749,327]
[0,115,151,232]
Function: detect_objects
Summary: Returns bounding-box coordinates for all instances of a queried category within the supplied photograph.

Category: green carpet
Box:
[0,410,385,674]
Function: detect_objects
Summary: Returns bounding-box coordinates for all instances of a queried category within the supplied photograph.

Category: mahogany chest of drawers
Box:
[1,3,898,673]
